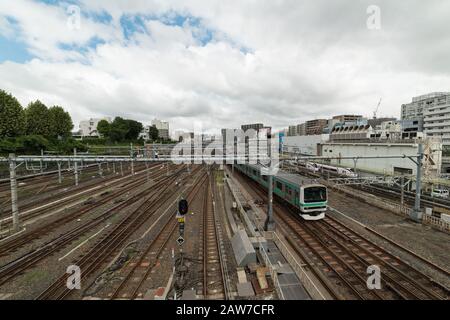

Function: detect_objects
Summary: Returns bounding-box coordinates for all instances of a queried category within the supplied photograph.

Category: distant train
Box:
[235,164,327,220]
[300,162,358,178]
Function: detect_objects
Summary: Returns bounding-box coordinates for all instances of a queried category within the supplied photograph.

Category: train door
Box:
[285,185,295,204]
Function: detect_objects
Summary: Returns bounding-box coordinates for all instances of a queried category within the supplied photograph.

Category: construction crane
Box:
[373,98,382,119]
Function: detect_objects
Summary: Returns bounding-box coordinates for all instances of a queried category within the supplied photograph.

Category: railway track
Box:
[35,166,203,300]
[0,163,148,219]
[0,164,172,255]
[200,173,227,299]
[0,163,157,229]
[0,163,109,194]
[236,170,450,300]
[359,184,450,211]
[107,171,208,300]
[0,166,189,287]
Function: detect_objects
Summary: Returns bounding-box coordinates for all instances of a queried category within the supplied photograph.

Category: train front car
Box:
[299,184,328,220]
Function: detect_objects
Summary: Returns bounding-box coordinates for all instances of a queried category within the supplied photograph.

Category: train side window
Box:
[276,181,283,190]
[262,175,268,182]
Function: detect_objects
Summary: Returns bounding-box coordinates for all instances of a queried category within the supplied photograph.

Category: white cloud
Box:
[0,0,449,134]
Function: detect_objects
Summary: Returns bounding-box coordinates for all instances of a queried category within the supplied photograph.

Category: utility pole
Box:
[400,175,405,211]
[40,149,44,174]
[9,154,19,232]
[98,163,103,177]
[57,162,62,184]
[264,172,275,231]
[265,135,275,231]
[130,143,135,176]
[411,143,423,222]
[74,148,79,186]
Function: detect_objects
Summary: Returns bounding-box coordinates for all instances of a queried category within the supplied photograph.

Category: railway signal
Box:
[176,199,188,247]
[178,199,189,216]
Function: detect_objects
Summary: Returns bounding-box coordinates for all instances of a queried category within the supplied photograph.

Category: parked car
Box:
[431,189,449,199]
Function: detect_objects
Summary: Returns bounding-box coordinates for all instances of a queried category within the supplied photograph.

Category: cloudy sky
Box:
[0,0,449,134]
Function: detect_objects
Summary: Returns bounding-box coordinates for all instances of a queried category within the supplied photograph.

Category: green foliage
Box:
[0,90,26,137]
[149,125,159,141]
[48,106,73,138]
[50,138,88,154]
[97,120,110,138]
[125,119,143,140]
[25,100,51,136]
[0,136,88,156]
[17,135,50,152]
[0,135,49,155]
[101,117,144,143]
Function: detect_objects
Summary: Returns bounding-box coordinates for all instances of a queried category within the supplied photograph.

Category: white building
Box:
[402,92,450,145]
[152,119,170,140]
[320,139,442,177]
[79,117,111,137]
[283,134,330,156]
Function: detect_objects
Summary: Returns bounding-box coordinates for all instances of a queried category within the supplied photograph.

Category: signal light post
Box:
[177,199,188,246]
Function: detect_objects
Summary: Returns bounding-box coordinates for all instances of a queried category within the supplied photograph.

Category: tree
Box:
[125,119,143,140]
[109,117,128,142]
[48,106,73,138]
[25,100,50,136]
[0,90,26,137]
[97,120,111,138]
[149,125,159,141]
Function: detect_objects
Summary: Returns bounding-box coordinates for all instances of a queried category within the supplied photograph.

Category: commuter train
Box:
[235,164,327,220]
[301,162,358,178]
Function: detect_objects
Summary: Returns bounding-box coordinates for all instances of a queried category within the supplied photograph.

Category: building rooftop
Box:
[412,92,450,102]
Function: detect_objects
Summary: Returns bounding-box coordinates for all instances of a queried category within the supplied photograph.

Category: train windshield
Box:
[304,187,327,203]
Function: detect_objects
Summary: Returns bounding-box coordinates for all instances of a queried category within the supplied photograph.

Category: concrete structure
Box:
[241,123,264,133]
[283,135,329,156]
[402,92,450,145]
[78,117,111,137]
[401,119,423,139]
[422,94,450,146]
[330,124,373,141]
[297,123,306,136]
[152,119,170,140]
[319,140,442,177]
[305,119,328,135]
[288,126,297,137]
[287,123,306,136]
[332,114,363,123]
[231,230,257,267]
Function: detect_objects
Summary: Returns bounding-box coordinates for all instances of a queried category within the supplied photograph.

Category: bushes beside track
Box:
[0,135,88,156]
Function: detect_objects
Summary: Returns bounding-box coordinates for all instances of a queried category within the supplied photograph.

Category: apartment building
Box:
[402,92,450,145]
[305,119,328,135]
